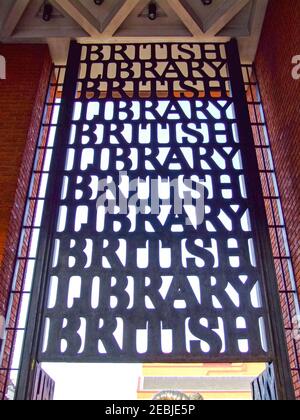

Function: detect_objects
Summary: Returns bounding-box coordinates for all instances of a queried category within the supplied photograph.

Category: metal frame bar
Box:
[242,63,300,400]
[0,65,65,401]
[226,39,295,400]
[15,42,81,400]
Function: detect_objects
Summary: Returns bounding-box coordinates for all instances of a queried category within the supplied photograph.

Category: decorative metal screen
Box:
[32,42,275,364]
[252,364,278,401]
[31,363,55,401]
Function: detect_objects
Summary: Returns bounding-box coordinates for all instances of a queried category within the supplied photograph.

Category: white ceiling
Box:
[0,0,269,64]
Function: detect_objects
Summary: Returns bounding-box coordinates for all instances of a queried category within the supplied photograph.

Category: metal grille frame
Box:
[252,363,278,400]
[0,40,296,400]
[0,65,66,400]
[36,41,275,366]
[243,64,300,400]
[17,40,295,400]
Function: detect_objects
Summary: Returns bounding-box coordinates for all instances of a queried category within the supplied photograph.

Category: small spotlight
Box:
[42,3,53,22]
[148,2,157,21]
[201,0,212,5]
[94,0,104,5]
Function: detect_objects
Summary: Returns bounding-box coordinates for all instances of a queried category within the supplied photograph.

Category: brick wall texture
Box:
[255,0,300,295]
[0,44,51,397]
[0,44,51,315]
[255,0,300,399]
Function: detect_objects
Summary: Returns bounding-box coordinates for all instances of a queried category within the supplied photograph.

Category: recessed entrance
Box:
[40,362,266,400]
[0,41,296,401]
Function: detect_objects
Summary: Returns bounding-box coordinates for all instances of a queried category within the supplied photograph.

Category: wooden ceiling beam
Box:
[205,0,251,36]
[166,0,204,37]
[51,0,101,37]
[1,0,30,38]
[103,0,141,36]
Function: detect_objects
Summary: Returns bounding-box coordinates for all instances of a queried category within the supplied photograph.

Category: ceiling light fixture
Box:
[42,2,53,22]
[201,0,212,5]
[148,2,157,21]
[94,0,104,5]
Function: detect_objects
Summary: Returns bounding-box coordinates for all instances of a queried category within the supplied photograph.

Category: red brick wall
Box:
[0,44,51,329]
[255,0,300,399]
[255,0,300,294]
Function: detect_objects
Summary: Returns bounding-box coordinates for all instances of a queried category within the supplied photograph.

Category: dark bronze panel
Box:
[37,43,271,363]
[77,43,229,100]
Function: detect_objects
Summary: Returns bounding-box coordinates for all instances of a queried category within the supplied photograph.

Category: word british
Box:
[77,43,229,99]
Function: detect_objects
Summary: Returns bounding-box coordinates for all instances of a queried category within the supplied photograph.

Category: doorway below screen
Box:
[41,362,266,400]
